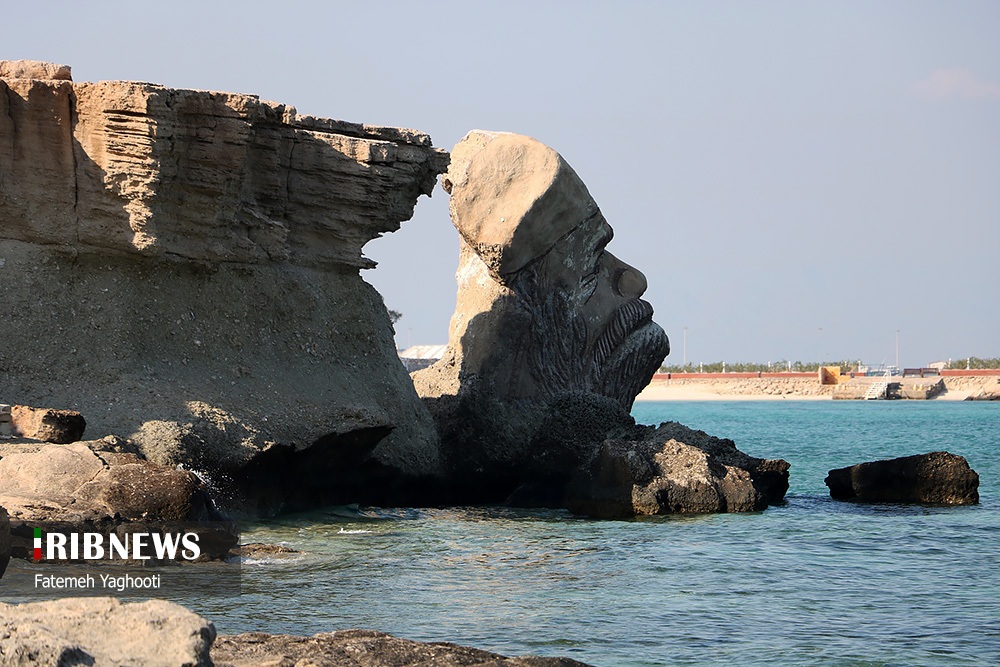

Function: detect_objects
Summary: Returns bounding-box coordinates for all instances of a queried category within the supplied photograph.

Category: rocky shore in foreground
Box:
[0,597,592,667]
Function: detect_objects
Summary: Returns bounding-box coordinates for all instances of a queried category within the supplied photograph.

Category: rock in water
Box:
[0,439,237,558]
[412,132,787,512]
[567,422,790,518]
[0,598,215,667]
[0,61,448,513]
[825,451,979,505]
[213,629,594,666]
[0,597,594,667]
[412,132,672,502]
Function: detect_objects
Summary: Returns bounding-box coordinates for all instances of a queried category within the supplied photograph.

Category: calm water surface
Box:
[9,402,1000,666]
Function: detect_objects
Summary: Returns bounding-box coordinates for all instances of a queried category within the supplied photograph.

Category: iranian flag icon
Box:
[33,527,42,561]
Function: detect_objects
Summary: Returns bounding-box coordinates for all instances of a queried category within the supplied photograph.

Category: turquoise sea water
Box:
[6,401,999,665]
[218,401,1000,666]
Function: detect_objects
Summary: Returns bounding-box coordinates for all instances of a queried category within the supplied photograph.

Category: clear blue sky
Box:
[7,1,998,366]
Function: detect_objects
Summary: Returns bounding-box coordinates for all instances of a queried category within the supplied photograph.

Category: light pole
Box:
[895,329,900,369]
[683,327,687,366]
[818,327,823,365]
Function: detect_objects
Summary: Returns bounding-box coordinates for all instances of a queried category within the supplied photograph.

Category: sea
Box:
[5,401,999,666]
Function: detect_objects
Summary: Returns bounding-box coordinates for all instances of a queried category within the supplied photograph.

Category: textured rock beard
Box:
[512,269,669,409]
[597,316,670,410]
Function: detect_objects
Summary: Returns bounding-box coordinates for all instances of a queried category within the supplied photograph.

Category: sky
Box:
[6,1,998,367]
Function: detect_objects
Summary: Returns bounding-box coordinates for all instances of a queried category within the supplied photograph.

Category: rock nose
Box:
[608,254,647,299]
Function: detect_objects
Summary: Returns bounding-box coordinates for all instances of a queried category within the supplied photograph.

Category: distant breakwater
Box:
[643,372,1000,400]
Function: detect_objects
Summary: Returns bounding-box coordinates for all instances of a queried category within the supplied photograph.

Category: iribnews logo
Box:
[32,527,203,561]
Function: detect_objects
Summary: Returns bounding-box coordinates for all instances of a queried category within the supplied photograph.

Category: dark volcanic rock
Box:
[213,629,594,667]
[825,451,979,505]
[566,422,790,519]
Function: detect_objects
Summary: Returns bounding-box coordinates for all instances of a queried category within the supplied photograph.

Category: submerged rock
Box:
[213,629,593,667]
[825,451,979,505]
[0,598,215,667]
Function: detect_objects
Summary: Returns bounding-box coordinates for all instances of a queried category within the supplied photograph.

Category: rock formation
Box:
[825,452,979,505]
[6,406,86,443]
[214,629,593,666]
[0,596,591,667]
[0,62,449,514]
[566,422,790,518]
[0,438,237,559]
[412,132,670,502]
[0,598,216,666]
[0,59,72,81]
[414,131,669,412]
[413,131,787,513]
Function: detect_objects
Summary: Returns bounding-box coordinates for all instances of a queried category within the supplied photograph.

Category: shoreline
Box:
[635,374,1000,401]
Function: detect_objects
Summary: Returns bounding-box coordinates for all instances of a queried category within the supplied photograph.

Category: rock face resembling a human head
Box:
[417,131,669,411]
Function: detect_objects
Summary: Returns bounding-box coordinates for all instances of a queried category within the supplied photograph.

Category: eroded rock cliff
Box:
[0,62,449,513]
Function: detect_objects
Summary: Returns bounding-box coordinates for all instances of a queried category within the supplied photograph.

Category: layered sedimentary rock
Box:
[0,59,72,81]
[0,63,448,513]
[825,452,979,505]
[0,440,214,524]
[413,132,786,512]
